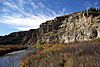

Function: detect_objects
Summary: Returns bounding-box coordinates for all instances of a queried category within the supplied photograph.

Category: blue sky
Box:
[0,0,100,35]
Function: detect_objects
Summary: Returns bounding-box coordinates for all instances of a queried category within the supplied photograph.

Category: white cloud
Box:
[0,14,54,30]
[84,1,100,10]
[0,0,66,31]
[37,2,45,8]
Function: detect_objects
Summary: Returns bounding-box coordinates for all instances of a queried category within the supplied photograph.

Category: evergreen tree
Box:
[83,7,100,13]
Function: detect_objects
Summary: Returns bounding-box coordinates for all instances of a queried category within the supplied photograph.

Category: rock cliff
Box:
[37,12,100,44]
[0,12,100,45]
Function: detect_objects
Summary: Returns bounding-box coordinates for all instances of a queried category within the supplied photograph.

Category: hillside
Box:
[21,40,100,67]
[0,29,37,45]
[20,9,100,67]
[0,9,100,46]
[0,8,100,66]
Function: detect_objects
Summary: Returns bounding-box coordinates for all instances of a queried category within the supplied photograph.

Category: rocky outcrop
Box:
[37,12,100,44]
[0,12,100,45]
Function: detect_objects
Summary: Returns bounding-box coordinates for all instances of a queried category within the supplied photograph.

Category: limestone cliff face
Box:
[37,12,100,44]
[0,12,100,45]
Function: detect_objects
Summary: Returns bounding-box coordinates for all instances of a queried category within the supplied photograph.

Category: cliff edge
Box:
[0,9,100,45]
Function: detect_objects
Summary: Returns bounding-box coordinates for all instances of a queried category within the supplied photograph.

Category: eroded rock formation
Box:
[37,12,100,44]
[0,12,100,45]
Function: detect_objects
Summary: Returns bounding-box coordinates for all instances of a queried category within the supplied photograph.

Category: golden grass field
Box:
[20,39,100,67]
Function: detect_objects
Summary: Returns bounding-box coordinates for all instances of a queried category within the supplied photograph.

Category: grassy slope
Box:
[20,39,100,67]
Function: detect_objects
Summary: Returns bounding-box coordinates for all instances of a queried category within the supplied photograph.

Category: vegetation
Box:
[20,39,100,67]
[83,7,100,13]
[88,7,100,12]
[0,45,27,56]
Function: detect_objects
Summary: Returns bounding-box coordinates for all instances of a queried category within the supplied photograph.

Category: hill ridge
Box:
[0,11,100,45]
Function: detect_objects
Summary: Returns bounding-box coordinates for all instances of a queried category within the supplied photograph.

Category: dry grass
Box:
[20,39,100,67]
[0,45,27,56]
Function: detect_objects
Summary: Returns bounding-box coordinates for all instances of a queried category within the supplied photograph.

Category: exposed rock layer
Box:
[37,12,100,44]
[0,12,100,45]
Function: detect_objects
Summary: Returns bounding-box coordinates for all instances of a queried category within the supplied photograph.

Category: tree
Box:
[83,7,100,13]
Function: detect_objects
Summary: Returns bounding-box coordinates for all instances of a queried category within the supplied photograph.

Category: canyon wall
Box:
[0,12,100,45]
[37,12,100,44]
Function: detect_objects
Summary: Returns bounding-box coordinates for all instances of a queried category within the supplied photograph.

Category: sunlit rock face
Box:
[37,12,100,44]
[0,12,100,45]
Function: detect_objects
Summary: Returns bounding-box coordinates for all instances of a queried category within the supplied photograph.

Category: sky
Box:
[0,0,100,35]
